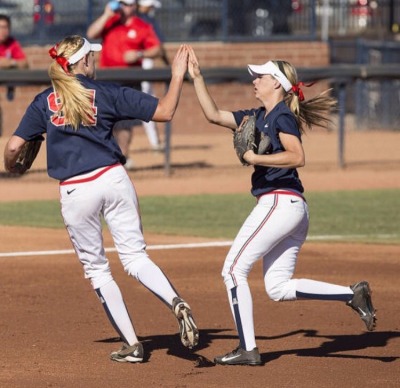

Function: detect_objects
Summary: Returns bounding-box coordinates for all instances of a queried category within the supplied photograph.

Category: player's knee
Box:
[265,279,297,301]
[222,267,248,289]
[265,282,283,301]
[123,254,152,279]
[90,272,114,290]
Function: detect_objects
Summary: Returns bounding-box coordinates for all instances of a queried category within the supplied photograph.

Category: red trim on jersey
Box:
[60,163,121,185]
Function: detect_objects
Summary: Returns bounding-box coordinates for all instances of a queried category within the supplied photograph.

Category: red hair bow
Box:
[48,44,71,75]
[291,82,314,102]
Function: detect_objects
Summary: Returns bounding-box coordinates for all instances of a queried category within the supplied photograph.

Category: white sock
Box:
[96,280,138,345]
[136,261,177,306]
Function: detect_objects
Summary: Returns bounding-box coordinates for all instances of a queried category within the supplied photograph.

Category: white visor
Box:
[139,0,161,7]
[68,38,102,65]
[248,61,292,92]
[118,0,136,4]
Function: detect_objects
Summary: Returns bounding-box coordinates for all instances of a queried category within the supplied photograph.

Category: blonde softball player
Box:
[4,36,198,363]
[187,46,376,366]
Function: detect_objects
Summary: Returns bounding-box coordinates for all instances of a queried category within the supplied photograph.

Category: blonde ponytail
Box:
[274,60,337,133]
[48,35,96,130]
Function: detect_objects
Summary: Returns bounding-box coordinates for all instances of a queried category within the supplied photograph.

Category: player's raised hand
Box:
[170,44,189,79]
[187,45,201,80]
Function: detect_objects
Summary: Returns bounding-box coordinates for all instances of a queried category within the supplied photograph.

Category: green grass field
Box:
[0,189,398,244]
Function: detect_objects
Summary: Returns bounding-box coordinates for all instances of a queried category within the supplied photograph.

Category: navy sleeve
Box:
[275,114,301,139]
[14,97,47,140]
[115,86,158,122]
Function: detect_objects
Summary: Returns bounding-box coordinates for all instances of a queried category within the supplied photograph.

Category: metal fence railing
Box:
[1,64,399,168]
[2,1,400,130]
[2,0,400,45]
[328,38,400,129]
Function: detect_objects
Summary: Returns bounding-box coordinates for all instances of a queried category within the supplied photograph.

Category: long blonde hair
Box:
[273,60,337,134]
[48,35,95,130]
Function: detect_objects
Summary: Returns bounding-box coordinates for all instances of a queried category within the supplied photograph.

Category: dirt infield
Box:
[0,129,400,387]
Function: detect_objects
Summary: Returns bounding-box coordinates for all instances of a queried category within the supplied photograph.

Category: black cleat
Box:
[347,281,377,331]
[110,342,144,363]
[214,346,261,366]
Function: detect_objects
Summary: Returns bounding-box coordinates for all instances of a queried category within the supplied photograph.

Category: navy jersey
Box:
[233,101,304,196]
[14,75,158,181]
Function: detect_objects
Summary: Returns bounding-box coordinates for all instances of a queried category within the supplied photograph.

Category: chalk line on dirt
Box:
[0,234,397,258]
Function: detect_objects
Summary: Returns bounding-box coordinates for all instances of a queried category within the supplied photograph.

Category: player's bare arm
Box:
[243,132,305,168]
[4,135,26,173]
[152,45,188,122]
[187,46,236,130]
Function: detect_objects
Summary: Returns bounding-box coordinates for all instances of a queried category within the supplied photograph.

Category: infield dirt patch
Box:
[0,129,399,387]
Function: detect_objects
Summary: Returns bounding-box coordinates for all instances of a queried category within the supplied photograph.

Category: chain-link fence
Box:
[354,40,400,129]
[330,38,400,129]
[2,0,400,129]
[1,0,399,45]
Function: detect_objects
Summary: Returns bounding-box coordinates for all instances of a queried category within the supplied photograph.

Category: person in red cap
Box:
[138,0,168,152]
[87,0,163,169]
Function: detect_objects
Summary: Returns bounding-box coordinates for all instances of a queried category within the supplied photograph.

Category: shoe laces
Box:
[226,346,242,357]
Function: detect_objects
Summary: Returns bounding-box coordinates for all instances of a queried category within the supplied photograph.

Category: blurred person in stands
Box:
[138,0,169,152]
[0,14,28,135]
[87,0,162,170]
[0,14,28,69]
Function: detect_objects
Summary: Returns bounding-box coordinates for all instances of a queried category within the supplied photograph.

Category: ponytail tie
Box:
[49,44,71,75]
[291,82,314,102]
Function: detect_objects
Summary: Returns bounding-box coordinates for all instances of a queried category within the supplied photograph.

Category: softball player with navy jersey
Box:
[187,46,376,366]
[4,35,199,363]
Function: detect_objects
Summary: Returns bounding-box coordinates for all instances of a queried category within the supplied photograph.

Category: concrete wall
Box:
[0,41,330,137]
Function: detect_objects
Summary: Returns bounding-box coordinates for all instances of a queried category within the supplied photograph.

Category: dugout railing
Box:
[1,63,399,173]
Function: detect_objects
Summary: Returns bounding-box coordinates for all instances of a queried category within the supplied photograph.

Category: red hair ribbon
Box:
[291,82,314,102]
[48,44,71,75]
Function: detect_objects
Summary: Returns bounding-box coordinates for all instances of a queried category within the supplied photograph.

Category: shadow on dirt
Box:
[95,329,228,366]
[262,329,400,363]
[94,328,399,366]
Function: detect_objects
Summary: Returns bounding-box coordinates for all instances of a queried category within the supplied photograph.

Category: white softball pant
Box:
[59,164,153,290]
[222,190,309,301]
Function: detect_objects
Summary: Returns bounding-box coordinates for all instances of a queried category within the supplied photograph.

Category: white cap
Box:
[68,38,102,65]
[138,0,161,7]
[118,0,136,4]
[248,61,292,92]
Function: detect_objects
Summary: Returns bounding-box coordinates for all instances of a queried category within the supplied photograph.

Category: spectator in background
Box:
[0,14,28,135]
[138,0,168,65]
[228,0,292,37]
[138,0,169,152]
[0,14,28,69]
[87,0,162,170]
